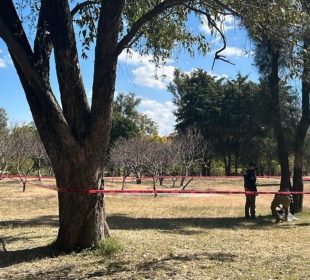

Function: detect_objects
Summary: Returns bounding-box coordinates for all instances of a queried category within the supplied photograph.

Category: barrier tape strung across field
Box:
[26,182,310,196]
[4,174,310,182]
[2,175,55,180]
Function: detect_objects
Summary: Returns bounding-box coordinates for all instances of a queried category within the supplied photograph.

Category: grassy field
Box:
[0,177,310,280]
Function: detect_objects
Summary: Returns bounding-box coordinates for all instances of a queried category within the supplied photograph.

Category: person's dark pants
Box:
[245,194,256,218]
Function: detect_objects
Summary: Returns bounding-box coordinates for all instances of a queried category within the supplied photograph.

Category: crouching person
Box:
[271,188,292,222]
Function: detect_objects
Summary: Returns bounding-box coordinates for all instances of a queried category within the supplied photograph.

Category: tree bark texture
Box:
[268,42,291,189]
[55,164,106,250]
[291,23,310,213]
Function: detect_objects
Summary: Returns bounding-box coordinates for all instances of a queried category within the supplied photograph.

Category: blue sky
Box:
[0,13,259,135]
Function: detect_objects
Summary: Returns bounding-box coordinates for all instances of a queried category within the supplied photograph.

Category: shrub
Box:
[94,237,121,257]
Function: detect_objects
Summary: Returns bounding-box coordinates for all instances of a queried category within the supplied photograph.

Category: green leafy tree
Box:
[110,93,158,143]
[234,0,310,210]
[291,1,310,212]
[170,70,264,175]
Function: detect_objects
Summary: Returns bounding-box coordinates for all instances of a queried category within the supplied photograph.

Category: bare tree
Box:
[143,141,168,196]
[32,132,49,181]
[126,137,147,184]
[173,128,209,189]
[110,138,132,190]
[110,137,148,186]
[0,130,15,180]
[11,126,36,191]
[164,141,181,187]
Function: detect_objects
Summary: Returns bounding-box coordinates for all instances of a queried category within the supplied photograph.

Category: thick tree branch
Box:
[0,0,78,154]
[46,0,90,141]
[33,0,53,81]
[89,0,125,150]
[116,0,192,55]
[116,0,235,56]
[71,0,101,17]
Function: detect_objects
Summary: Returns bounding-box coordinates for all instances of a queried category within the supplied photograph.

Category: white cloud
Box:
[118,49,155,65]
[200,14,236,35]
[207,71,229,80]
[132,63,175,90]
[119,49,173,65]
[139,98,176,135]
[180,68,229,81]
[119,48,175,89]
[220,46,244,57]
[0,49,12,68]
[0,57,6,68]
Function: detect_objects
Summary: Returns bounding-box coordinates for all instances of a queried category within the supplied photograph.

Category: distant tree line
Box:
[169,70,301,177]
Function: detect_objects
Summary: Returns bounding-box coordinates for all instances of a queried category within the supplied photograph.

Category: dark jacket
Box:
[244,169,257,191]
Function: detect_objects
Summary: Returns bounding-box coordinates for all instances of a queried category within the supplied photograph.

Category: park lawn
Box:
[0,178,310,280]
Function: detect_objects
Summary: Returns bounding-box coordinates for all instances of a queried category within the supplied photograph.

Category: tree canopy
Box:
[169,69,300,175]
[110,92,158,143]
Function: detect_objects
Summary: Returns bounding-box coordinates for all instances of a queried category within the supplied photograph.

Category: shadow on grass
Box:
[136,251,237,271]
[296,222,310,227]
[0,244,58,268]
[0,215,58,228]
[21,266,76,280]
[87,251,238,278]
[107,214,274,232]
[1,261,77,280]
[1,235,37,243]
[280,222,310,228]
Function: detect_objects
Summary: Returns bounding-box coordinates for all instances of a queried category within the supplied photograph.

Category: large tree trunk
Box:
[268,42,291,189]
[53,156,107,251]
[55,180,105,251]
[291,25,310,213]
[292,150,304,213]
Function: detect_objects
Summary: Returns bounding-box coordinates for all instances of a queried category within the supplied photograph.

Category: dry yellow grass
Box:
[0,177,310,280]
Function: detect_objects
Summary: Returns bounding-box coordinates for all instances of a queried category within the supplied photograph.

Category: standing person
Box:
[270,188,292,222]
[244,162,257,219]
